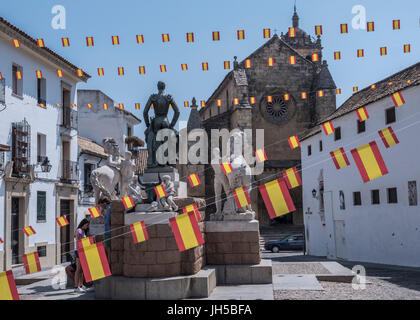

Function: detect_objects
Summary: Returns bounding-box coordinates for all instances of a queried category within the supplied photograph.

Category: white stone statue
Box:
[127,175,147,204]
[119,151,136,198]
[158,175,179,211]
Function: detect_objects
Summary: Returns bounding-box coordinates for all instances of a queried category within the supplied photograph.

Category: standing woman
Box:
[74,218,90,293]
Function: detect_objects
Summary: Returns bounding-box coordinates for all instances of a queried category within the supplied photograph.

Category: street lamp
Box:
[40,157,52,173]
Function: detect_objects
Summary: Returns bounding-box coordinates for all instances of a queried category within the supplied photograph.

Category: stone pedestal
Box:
[205,220,261,265]
[142,166,187,198]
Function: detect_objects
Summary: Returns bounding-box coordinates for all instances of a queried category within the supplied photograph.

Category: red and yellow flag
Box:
[212,31,220,41]
[353,86,359,92]
[255,149,267,163]
[118,103,124,110]
[78,242,111,282]
[393,20,400,30]
[182,204,201,222]
[267,57,274,66]
[288,136,300,150]
[249,97,256,104]
[129,221,149,244]
[186,32,194,43]
[232,186,251,208]
[391,91,405,107]
[78,236,95,250]
[103,103,108,110]
[334,51,341,60]
[37,38,45,47]
[312,53,319,62]
[136,34,144,43]
[288,27,296,37]
[403,44,411,53]
[351,141,389,183]
[61,37,70,47]
[267,96,273,103]
[56,216,69,227]
[217,99,222,107]
[282,167,302,189]
[169,212,204,252]
[336,88,342,94]
[88,206,101,218]
[245,59,252,68]
[181,63,188,71]
[16,71,22,80]
[259,178,296,219]
[357,49,364,58]
[340,24,348,34]
[380,47,387,56]
[154,185,167,199]
[77,69,83,77]
[188,173,201,187]
[0,72,2,80]
[234,98,239,105]
[12,39,21,47]
[237,30,245,40]
[111,35,120,45]
[86,37,94,47]
[317,90,324,98]
[221,163,233,175]
[315,25,323,35]
[0,237,3,244]
[263,28,271,38]
[200,100,206,107]
[23,252,41,274]
[284,93,290,101]
[202,62,209,71]
[23,226,36,237]
[356,107,369,122]
[0,270,19,300]
[56,69,63,78]
[135,103,140,110]
[35,70,42,79]
[139,66,146,74]
[322,121,335,135]
[224,61,230,69]
[289,56,296,65]
[184,101,189,108]
[301,92,307,99]
[160,65,167,73]
[97,68,104,76]
[117,67,124,75]
[330,148,350,170]
[162,33,170,42]
[367,21,375,32]
[378,126,399,148]
[86,104,92,109]
[122,196,135,209]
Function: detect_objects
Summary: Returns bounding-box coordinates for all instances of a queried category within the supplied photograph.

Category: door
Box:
[11,197,20,265]
[60,200,71,263]
[334,220,346,259]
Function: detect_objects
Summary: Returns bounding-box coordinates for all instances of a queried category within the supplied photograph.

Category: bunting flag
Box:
[378,126,399,148]
[135,103,140,110]
[200,100,206,107]
[35,70,42,79]
[202,62,209,71]
[184,101,189,107]
[367,21,375,32]
[22,226,36,237]
[237,30,245,40]
[288,136,300,150]
[97,68,104,76]
[39,103,46,108]
[71,103,77,108]
[393,20,401,30]
[160,65,167,72]
[224,61,231,69]
[351,141,389,183]
[221,162,233,175]
[87,104,92,109]
[336,88,342,94]
[129,221,149,244]
[136,34,144,43]
[259,178,296,219]
[111,35,120,45]
[340,24,348,34]
[122,196,135,210]
[78,236,95,249]
[255,148,267,163]
[154,185,167,199]
[234,98,239,105]
[334,51,341,60]
[16,71,22,80]
[404,44,411,53]
[249,97,256,104]
[284,93,290,101]
[318,90,324,98]
[182,204,201,222]
[357,49,364,58]
[61,37,70,47]
[56,103,62,107]
[312,53,319,62]
[263,28,271,38]
[188,173,201,187]
[232,186,251,209]
[356,107,369,122]
[118,103,124,110]
[181,63,188,71]
[322,121,335,135]
[391,91,405,107]
[369,84,376,90]
[77,69,84,77]
[282,167,302,189]
[330,147,350,170]
[245,59,252,68]
[86,37,94,47]
[117,67,124,75]
[212,31,220,41]
[380,47,388,56]
[88,206,101,218]
[12,39,21,47]
[267,96,273,103]
[315,25,323,35]
[56,69,63,78]
[267,57,274,66]
[301,92,307,99]
[217,99,222,107]
[23,252,41,275]
[162,33,170,42]
[0,72,2,79]
[186,32,194,43]
[289,56,296,65]
[353,87,359,92]
[56,216,69,227]
[288,27,296,37]
[103,103,108,110]
[37,38,45,47]
[169,212,204,252]
[0,270,19,300]
[388,81,393,86]
[0,237,3,244]
[139,66,146,74]
[78,242,111,282]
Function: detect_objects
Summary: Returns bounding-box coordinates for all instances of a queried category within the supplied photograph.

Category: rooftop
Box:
[78,136,107,158]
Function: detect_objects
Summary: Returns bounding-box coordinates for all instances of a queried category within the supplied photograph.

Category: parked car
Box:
[264,234,304,252]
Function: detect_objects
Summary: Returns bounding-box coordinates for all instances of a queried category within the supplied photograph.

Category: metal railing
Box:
[62,106,78,130]
[61,160,79,183]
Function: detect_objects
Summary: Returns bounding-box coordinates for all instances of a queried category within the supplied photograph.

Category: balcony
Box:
[61,160,79,184]
[61,106,78,130]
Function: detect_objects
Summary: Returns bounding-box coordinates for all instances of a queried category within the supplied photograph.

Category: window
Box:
[387,188,398,204]
[37,78,46,105]
[37,245,47,257]
[84,163,94,192]
[319,140,323,152]
[334,127,341,141]
[386,107,396,124]
[408,181,418,206]
[353,192,362,206]
[0,77,5,105]
[37,191,46,222]
[357,120,366,134]
[37,133,46,163]
[307,145,312,156]
[12,64,23,97]
[371,190,380,205]
[127,126,132,137]
[339,191,345,210]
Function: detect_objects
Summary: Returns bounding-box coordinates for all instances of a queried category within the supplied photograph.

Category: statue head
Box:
[157,81,165,92]
[162,175,171,183]
[103,138,120,157]
[124,151,132,160]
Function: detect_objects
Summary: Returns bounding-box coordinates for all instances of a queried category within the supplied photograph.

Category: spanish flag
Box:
[403,44,411,53]
[234,98,239,105]
[336,88,342,95]
[56,103,61,107]
[188,173,201,187]
[267,57,274,66]
[12,39,20,47]
[182,204,201,222]
[78,242,111,282]
[288,136,300,150]
[61,37,70,47]
[184,101,189,107]
[16,71,22,80]
[288,27,296,37]
[122,196,135,210]
[181,63,188,71]
[393,20,400,30]
[370,84,376,89]
[340,24,348,34]
[111,35,120,45]
[160,65,167,73]
[117,67,124,75]
[282,167,302,189]
[301,92,307,99]
[217,99,222,107]
[37,38,45,47]
[357,49,364,58]
[255,148,267,163]
[259,178,296,219]
[0,72,2,80]
[56,216,69,227]
[312,53,319,62]
[23,252,41,274]
[118,103,124,110]
[0,237,3,244]
[200,100,206,107]
[212,31,220,41]
[315,25,323,35]
[130,221,149,244]
[391,91,405,107]
[380,47,387,56]
[356,107,369,122]
[103,103,108,110]
[245,59,252,69]
[88,206,102,218]
[378,126,399,148]
[139,66,146,75]
[56,69,63,78]
[0,270,19,300]
[97,68,104,76]
[367,21,375,32]
[237,30,245,40]
[136,34,144,43]
[289,56,296,65]
[322,121,335,135]
[39,103,46,108]
[232,186,251,208]
[330,148,350,170]
[353,87,359,92]
[334,51,341,60]
[202,62,209,71]
[221,163,233,175]
[169,212,204,252]
[284,93,290,101]
[263,28,271,38]
[162,33,170,42]
[249,97,256,104]
[351,141,388,183]
[77,69,83,77]
[224,61,231,69]
[78,236,95,249]
[135,103,140,110]
[317,90,324,98]
[23,226,36,237]
[87,104,92,109]
[186,32,194,43]
[267,96,273,103]
[154,185,167,199]
[86,37,94,47]
[35,70,42,79]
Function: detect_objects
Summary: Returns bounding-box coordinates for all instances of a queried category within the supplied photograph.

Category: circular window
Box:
[265,95,289,123]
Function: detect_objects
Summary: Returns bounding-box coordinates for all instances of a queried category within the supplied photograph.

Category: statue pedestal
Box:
[142,167,187,198]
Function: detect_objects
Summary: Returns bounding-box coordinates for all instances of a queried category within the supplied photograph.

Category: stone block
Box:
[147,264,166,277]
[147,238,166,251]
[232,242,250,254]
[225,265,251,285]
[241,253,260,265]
[156,250,181,264]
[216,242,232,254]
[111,252,120,264]
[111,262,123,276]
[147,225,157,238]
[111,200,125,213]
[111,238,124,251]
[224,253,243,265]
[205,243,217,254]
[124,251,156,265]
[123,264,148,278]
[206,253,225,265]
[249,243,260,254]
[164,263,181,277]
[166,238,179,251]
[156,224,172,238]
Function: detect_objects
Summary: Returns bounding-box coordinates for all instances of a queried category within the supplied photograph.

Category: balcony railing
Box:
[61,160,79,183]
[61,106,78,130]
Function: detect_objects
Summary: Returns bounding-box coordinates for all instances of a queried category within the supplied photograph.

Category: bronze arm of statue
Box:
[143,96,153,128]
[169,98,180,129]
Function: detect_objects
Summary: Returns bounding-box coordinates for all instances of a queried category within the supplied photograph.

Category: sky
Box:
[1,0,419,140]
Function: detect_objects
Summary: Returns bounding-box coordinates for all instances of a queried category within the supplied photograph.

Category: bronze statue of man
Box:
[143,81,180,168]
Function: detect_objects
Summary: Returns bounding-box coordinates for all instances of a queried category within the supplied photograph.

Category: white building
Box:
[300,62,420,267]
[0,16,89,270]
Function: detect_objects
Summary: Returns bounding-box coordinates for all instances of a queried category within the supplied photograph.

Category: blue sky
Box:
[1,0,419,139]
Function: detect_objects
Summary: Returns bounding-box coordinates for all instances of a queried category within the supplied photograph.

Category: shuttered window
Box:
[37,191,46,222]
